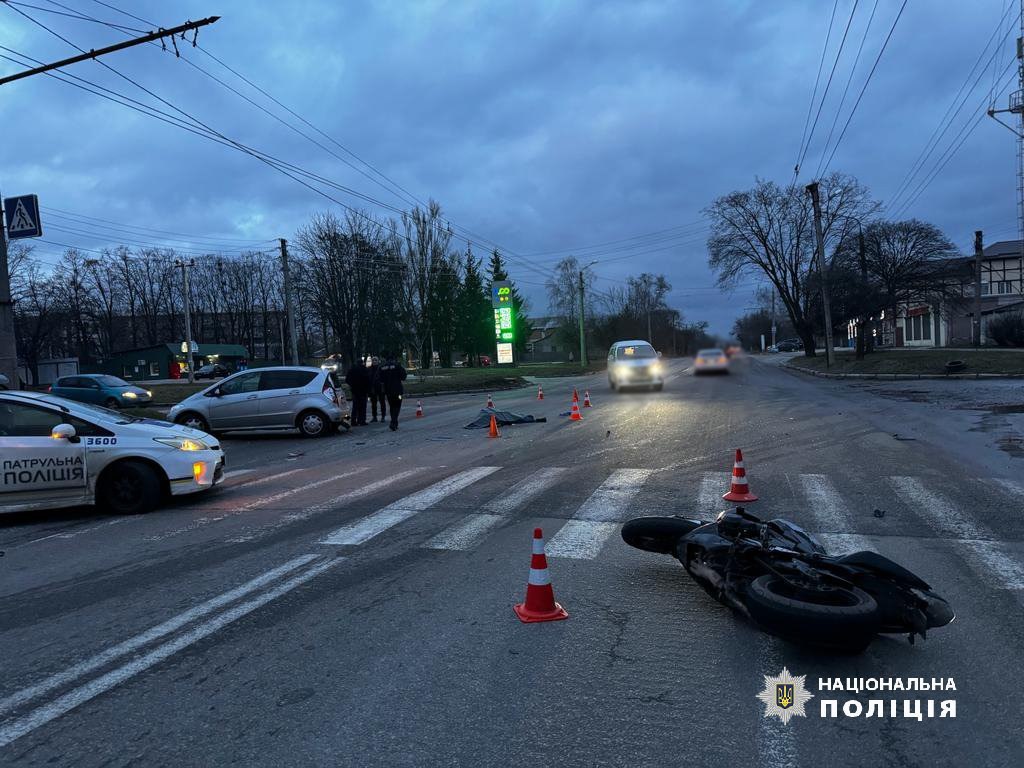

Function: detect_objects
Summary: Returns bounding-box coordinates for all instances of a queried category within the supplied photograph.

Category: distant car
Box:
[194,363,230,380]
[775,339,801,352]
[167,366,348,438]
[694,348,730,375]
[607,340,664,391]
[0,390,223,515]
[725,345,741,358]
[49,374,152,409]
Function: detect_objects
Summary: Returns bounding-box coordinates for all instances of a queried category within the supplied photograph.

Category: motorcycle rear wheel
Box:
[746,575,880,652]
[621,517,700,554]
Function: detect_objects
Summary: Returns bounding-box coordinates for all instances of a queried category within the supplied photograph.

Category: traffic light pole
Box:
[175,259,196,383]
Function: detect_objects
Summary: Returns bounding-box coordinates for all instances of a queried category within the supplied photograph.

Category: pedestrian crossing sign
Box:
[3,194,42,239]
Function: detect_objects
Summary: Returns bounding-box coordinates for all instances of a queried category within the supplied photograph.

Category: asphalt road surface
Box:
[2,357,1023,767]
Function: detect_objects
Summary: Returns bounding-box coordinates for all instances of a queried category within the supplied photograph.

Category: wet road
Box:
[2,357,1022,767]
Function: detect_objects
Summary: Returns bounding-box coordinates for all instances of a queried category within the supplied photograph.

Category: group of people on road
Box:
[344,354,407,431]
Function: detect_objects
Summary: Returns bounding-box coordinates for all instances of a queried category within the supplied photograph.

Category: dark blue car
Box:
[49,374,153,409]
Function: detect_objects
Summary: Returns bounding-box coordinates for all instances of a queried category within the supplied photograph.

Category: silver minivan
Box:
[168,366,348,437]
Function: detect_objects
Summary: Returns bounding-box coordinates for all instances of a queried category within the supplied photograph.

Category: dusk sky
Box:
[2,0,1021,335]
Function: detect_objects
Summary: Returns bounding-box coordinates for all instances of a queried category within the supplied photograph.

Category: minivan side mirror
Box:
[51,423,79,443]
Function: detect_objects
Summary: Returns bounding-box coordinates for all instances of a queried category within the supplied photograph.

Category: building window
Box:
[922,312,931,340]
[997,281,1013,295]
[149,362,160,376]
[982,283,991,296]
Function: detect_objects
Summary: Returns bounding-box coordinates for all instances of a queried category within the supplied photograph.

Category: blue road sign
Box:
[3,194,42,239]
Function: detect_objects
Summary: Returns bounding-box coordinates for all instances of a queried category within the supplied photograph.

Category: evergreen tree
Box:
[455,247,492,365]
[488,249,530,357]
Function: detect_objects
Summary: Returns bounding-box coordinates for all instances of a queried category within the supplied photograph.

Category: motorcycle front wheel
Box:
[745,575,880,652]
[621,516,701,554]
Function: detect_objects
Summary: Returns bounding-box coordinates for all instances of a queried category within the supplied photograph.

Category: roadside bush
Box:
[986,310,1024,347]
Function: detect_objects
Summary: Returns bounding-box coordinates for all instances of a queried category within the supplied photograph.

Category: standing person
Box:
[368,356,386,423]
[345,356,370,426]
[378,352,407,431]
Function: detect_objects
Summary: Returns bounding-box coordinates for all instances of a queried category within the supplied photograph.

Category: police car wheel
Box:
[175,412,209,433]
[98,460,162,515]
[298,409,328,438]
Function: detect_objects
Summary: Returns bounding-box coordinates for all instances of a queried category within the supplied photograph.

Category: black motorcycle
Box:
[621,507,954,652]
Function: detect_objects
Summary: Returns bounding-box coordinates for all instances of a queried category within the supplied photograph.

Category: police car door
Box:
[0,398,88,508]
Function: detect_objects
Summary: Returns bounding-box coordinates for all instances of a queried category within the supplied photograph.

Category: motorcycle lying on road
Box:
[621,507,954,653]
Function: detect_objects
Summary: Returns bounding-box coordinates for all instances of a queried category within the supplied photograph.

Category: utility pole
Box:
[974,230,984,347]
[0,16,219,390]
[577,269,587,368]
[770,288,777,348]
[280,238,299,365]
[174,258,196,383]
[806,181,834,367]
[987,0,1024,298]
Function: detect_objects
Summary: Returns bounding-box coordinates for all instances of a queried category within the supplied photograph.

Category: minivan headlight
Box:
[154,437,209,451]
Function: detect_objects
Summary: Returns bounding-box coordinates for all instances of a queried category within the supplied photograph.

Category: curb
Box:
[780,362,1024,381]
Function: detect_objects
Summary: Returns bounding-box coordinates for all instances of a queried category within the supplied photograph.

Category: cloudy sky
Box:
[2,0,1021,335]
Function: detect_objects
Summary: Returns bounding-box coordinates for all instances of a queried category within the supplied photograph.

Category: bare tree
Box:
[706,172,875,355]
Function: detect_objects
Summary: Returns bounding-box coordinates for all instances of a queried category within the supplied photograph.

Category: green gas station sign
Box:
[492,281,514,342]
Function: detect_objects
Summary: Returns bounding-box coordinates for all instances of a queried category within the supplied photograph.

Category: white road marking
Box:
[424,467,567,552]
[697,471,731,515]
[797,474,850,532]
[546,469,653,558]
[481,467,567,515]
[227,468,427,543]
[26,518,130,545]
[423,514,504,551]
[231,467,306,490]
[0,554,319,718]
[0,556,340,749]
[146,468,369,540]
[222,469,255,480]
[320,466,501,546]
[890,476,1024,589]
[816,532,875,555]
[992,477,1024,500]
[545,520,619,560]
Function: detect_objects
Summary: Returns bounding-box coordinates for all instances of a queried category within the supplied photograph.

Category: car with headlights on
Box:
[0,390,224,515]
[607,340,664,391]
[49,374,152,409]
[694,348,730,375]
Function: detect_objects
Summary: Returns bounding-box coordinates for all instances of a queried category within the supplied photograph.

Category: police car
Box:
[0,390,225,515]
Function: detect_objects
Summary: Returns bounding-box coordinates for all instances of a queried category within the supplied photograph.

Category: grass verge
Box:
[786,349,1024,375]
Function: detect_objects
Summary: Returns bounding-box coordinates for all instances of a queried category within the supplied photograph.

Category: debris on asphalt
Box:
[873,508,886,519]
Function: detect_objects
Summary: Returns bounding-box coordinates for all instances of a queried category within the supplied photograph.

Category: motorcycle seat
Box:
[835,550,929,589]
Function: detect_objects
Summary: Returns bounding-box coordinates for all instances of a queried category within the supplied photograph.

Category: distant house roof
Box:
[983,240,1024,258]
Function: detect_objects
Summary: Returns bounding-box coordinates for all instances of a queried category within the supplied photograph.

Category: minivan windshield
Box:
[615,345,657,360]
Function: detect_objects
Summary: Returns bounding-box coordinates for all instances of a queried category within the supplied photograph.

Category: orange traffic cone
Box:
[487,393,495,408]
[514,528,568,623]
[582,390,592,408]
[572,387,579,403]
[723,448,758,503]
[415,400,424,418]
[569,399,582,421]
[488,413,500,438]
[537,384,544,400]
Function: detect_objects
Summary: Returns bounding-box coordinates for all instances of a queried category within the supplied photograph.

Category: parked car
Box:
[694,348,730,375]
[607,340,664,391]
[0,390,223,515]
[775,339,802,352]
[49,374,153,409]
[194,363,230,380]
[167,366,348,437]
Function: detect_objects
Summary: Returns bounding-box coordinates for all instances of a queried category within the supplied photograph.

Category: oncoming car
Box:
[607,340,664,391]
[694,348,730,375]
[0,391,224,515]
[49,374,152,409]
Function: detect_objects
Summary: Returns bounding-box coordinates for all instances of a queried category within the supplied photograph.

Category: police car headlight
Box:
[154,437,209,451]
[122,391,138,399]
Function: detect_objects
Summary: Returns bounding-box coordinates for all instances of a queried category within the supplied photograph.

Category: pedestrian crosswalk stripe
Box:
[545,520,620,560]
[546,469,652,558]
[991,478,1024,500]
[816,532,875,555]
[889,476,1024,590]
[481,466,566,514]
[423,513,504,551]
[697,471,731,515]
[798,474,851,532]
[320,466,501,546]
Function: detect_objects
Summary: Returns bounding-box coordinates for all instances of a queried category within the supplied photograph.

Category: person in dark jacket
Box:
[378,353,407,431]
[345,357,370,426]
[368,356,386,423]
